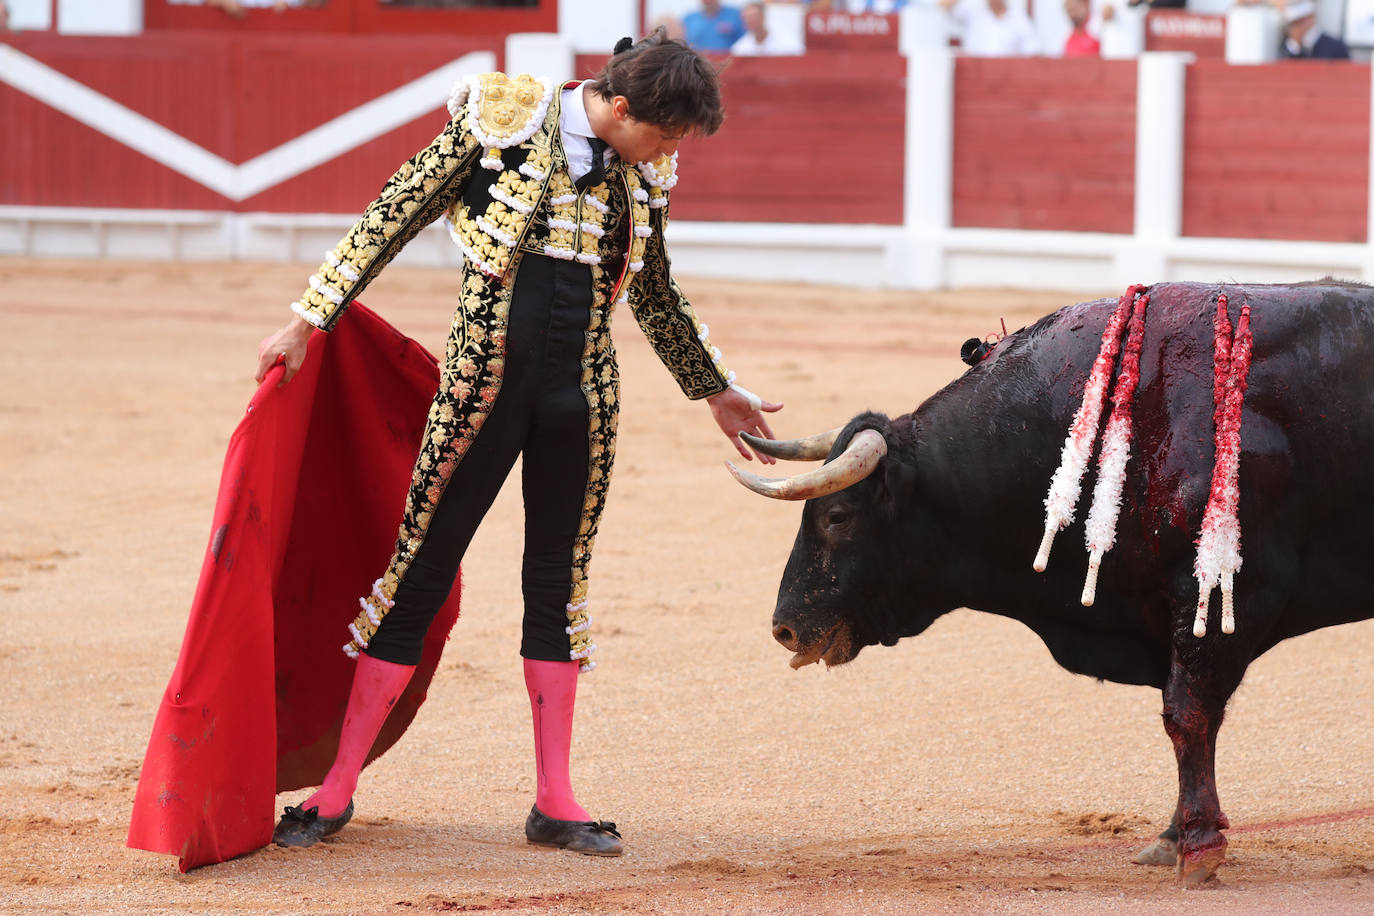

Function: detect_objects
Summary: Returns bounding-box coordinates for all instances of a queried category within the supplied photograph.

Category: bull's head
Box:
[729,413,929,670]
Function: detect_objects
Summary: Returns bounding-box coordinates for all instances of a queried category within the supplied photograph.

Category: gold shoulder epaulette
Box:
[455,72,554,151]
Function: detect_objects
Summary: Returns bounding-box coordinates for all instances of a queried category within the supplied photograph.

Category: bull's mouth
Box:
[788,621,855,669]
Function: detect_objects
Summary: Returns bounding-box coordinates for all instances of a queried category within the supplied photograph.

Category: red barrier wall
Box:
[952,57,1137,234]
[142,0,557,35]
[1,33,497,213]
[572,53,907,225]
[5,40,903,224]
[1182,60,1369,243]
[7,35,1373,248]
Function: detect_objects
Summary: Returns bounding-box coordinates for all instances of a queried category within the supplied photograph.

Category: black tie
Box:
[576,136,608,191]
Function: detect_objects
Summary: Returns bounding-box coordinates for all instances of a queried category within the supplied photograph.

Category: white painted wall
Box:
[1226,4,1280,63]
[557,0,639,54]
[57,0,143,35]
[903,47,954,289]
[5,0,52,30]
[506,33,575,83]
[1098,3,1146,58]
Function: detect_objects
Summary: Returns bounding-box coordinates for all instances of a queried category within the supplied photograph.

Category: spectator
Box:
[0,0,9,31]
[942,0,1040,56]
[647,12,687,42]
[838,0,910,10]
[1062,0,1100,55]
[684,0,746,51]
[1280,0,1350,58]
[381,1,538,6]
[205,0,324,16]
[732,2,802,54]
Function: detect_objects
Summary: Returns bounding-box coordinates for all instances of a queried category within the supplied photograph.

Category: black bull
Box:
[731,281,1374,885]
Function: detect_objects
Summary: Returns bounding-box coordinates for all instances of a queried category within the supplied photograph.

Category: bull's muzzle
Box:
[772,622,802,652]
[773,619,851,669]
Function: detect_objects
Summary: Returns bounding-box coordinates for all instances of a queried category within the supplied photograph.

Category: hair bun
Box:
[613,36,634,55]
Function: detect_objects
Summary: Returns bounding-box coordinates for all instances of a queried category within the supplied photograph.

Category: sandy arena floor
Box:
[2,257,1372,915]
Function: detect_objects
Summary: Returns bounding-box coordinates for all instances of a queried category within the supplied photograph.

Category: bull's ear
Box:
[839,413,907,515]
[873,435,916,519]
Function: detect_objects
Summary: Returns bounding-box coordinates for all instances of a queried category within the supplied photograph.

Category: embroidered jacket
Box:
[295,72,748,668]
[291,71,735,401]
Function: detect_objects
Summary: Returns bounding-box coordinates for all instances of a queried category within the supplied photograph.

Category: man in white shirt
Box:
[731,2,803,55]
[943,0,1041,56]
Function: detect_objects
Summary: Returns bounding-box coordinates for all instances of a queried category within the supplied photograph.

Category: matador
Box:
[252,32,780,856]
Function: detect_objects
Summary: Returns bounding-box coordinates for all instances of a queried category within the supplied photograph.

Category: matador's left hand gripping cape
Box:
[291,73,743,668]
[128,304,458,871]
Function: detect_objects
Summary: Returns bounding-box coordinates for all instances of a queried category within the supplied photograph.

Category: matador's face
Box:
[611,118,682,167]
[604,94,684,166]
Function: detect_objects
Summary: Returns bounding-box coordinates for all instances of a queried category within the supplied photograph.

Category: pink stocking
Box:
[300,653,415,818]
[524,658,589,822]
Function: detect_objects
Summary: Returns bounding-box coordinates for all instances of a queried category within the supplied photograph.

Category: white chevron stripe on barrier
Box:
[0,44,496,202]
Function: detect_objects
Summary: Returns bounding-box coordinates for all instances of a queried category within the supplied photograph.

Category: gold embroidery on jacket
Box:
[564,261,619,671]
[295,124,479,330]
[444,116,556,278]
[325,76,734,659]
[471,73,550,146]
[623,175,733,400]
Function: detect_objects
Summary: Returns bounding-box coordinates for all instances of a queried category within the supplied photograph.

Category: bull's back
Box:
[970,282,1374,656]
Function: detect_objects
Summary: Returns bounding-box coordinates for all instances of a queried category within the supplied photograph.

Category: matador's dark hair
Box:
[587,28,725,137]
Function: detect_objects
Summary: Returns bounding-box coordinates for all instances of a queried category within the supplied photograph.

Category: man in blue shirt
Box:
[684,0,746,51]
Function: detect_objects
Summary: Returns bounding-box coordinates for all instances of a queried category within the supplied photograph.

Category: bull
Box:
[729,281,1374,885]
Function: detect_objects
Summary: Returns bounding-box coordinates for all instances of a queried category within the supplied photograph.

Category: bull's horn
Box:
[741,427,841,461]
[727,429,887,500]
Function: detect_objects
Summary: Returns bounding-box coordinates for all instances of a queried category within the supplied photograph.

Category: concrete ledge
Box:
[1,207,1366,292]
[232,212,462,269]
[0,206,230,260]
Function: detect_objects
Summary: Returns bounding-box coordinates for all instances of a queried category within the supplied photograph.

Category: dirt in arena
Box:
[3,257,1373,915]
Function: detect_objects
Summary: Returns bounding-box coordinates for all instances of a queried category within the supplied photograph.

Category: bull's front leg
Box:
[1160,653,1236,885]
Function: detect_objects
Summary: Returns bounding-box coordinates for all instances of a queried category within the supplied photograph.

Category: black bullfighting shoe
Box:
[272,800,354,848]
[524,805,624,856]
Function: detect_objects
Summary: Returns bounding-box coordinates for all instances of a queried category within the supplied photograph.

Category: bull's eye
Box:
[823,506,850,530]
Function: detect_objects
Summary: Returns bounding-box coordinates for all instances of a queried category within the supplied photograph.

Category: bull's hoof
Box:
[1175,844,1226,886]
[1132,836,1178,867]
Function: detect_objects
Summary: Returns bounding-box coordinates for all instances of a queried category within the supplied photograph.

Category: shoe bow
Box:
[281,805,320,826]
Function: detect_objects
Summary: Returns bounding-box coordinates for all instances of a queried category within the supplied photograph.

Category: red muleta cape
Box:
[127,303,460,871]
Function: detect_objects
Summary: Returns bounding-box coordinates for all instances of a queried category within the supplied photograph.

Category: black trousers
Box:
[366,254,596,665]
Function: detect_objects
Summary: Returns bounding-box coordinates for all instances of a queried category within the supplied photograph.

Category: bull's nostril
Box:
[773,624,797,648]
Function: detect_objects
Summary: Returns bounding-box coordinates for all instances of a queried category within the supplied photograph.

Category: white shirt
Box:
[951,0,1040,56]
[732,29,804,56]
[843,0,909,10]
[560,83,613,186]
[1285,22,1319,56]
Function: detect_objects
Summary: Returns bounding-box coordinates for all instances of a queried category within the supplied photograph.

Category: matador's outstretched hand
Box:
[255,316,314,387]
[707,388,784,465]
